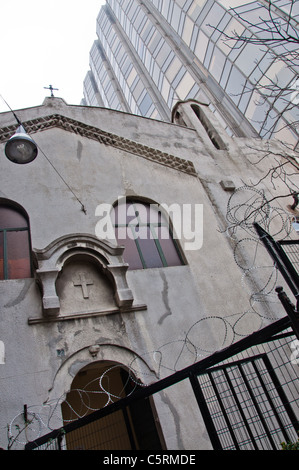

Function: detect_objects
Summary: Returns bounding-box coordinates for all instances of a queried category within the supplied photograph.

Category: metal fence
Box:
[25,315,299,451]
[24,224,299,451]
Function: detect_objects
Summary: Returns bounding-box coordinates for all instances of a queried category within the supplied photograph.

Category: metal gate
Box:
[24,224,299,451]
[25,316,299,450]
[196,353,299,450]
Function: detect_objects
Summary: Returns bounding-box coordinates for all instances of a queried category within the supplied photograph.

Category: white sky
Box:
[0,1,105,113]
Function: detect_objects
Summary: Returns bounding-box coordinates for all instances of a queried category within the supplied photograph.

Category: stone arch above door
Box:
[39,344,160,439]
[60,360,165,450]
[47,343,158,405]
[32,233,139,321]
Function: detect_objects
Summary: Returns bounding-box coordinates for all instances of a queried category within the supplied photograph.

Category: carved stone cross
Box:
[73,272,94,299]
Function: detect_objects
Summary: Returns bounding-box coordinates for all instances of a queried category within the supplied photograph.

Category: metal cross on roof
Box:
[44,84,59,97]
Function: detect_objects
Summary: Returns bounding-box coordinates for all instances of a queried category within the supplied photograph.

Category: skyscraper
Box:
[83,0,299,146]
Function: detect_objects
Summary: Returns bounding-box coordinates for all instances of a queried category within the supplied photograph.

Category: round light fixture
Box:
[5,125,38,164]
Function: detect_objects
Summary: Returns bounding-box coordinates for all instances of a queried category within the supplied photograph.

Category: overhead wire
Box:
[0,94,87,214]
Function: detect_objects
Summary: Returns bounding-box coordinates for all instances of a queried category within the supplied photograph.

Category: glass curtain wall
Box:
[83,0,299,146]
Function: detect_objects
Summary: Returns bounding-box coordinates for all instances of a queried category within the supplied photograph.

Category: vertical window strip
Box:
[0,227,31,280]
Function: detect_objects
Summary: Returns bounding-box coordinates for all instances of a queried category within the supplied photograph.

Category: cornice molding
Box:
[0,113,197,176]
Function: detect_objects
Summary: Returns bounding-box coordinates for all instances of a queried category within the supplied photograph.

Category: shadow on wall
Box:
[0,340,4,364]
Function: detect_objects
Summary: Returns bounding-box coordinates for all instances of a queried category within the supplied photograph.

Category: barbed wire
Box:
[6,185,298,448]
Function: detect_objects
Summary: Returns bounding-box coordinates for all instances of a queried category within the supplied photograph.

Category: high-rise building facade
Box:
[83,0,299,147]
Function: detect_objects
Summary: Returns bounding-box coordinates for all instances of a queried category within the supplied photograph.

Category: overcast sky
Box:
[0,1,105,113]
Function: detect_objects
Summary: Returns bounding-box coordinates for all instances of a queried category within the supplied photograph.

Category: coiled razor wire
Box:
[6,185,297,448]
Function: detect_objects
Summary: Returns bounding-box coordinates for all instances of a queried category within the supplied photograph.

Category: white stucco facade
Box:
[0,98,297,450]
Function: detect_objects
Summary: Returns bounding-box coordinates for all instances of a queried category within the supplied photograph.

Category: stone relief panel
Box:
[56,256,117,316]
[29,234,144,324]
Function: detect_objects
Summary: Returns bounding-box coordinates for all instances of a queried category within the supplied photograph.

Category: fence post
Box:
[188,371,222,450]
[276,286,299,340]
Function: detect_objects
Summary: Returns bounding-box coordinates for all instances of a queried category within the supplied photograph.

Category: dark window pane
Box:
[7,231,31,279]
[148,204,163,224]
[137,227,163,268]
[115,227,143,270]
[158,226,182,266]
[0,206,28,229]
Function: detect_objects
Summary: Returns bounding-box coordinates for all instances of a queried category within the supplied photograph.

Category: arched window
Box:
[113,200,184,270]
[0,203,32,280]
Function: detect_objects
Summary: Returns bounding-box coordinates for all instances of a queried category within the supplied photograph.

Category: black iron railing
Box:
[23,224,299,451]
[254,223,299,338]
[25,316,299,451]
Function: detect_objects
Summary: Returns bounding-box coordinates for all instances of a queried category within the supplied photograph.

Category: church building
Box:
[0,97,298,450]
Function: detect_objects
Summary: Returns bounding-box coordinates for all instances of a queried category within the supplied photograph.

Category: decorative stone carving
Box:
[0,114,197,176]
[72,272,94,299]
[88,344,100,358]
[35,267,61,316]
[106,264,135,309]
[34,234,135,319]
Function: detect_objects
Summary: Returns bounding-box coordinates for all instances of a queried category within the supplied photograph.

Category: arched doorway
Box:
[61,361,165,450]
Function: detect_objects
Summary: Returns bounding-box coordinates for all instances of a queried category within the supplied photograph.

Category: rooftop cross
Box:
[44,84,59,97]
